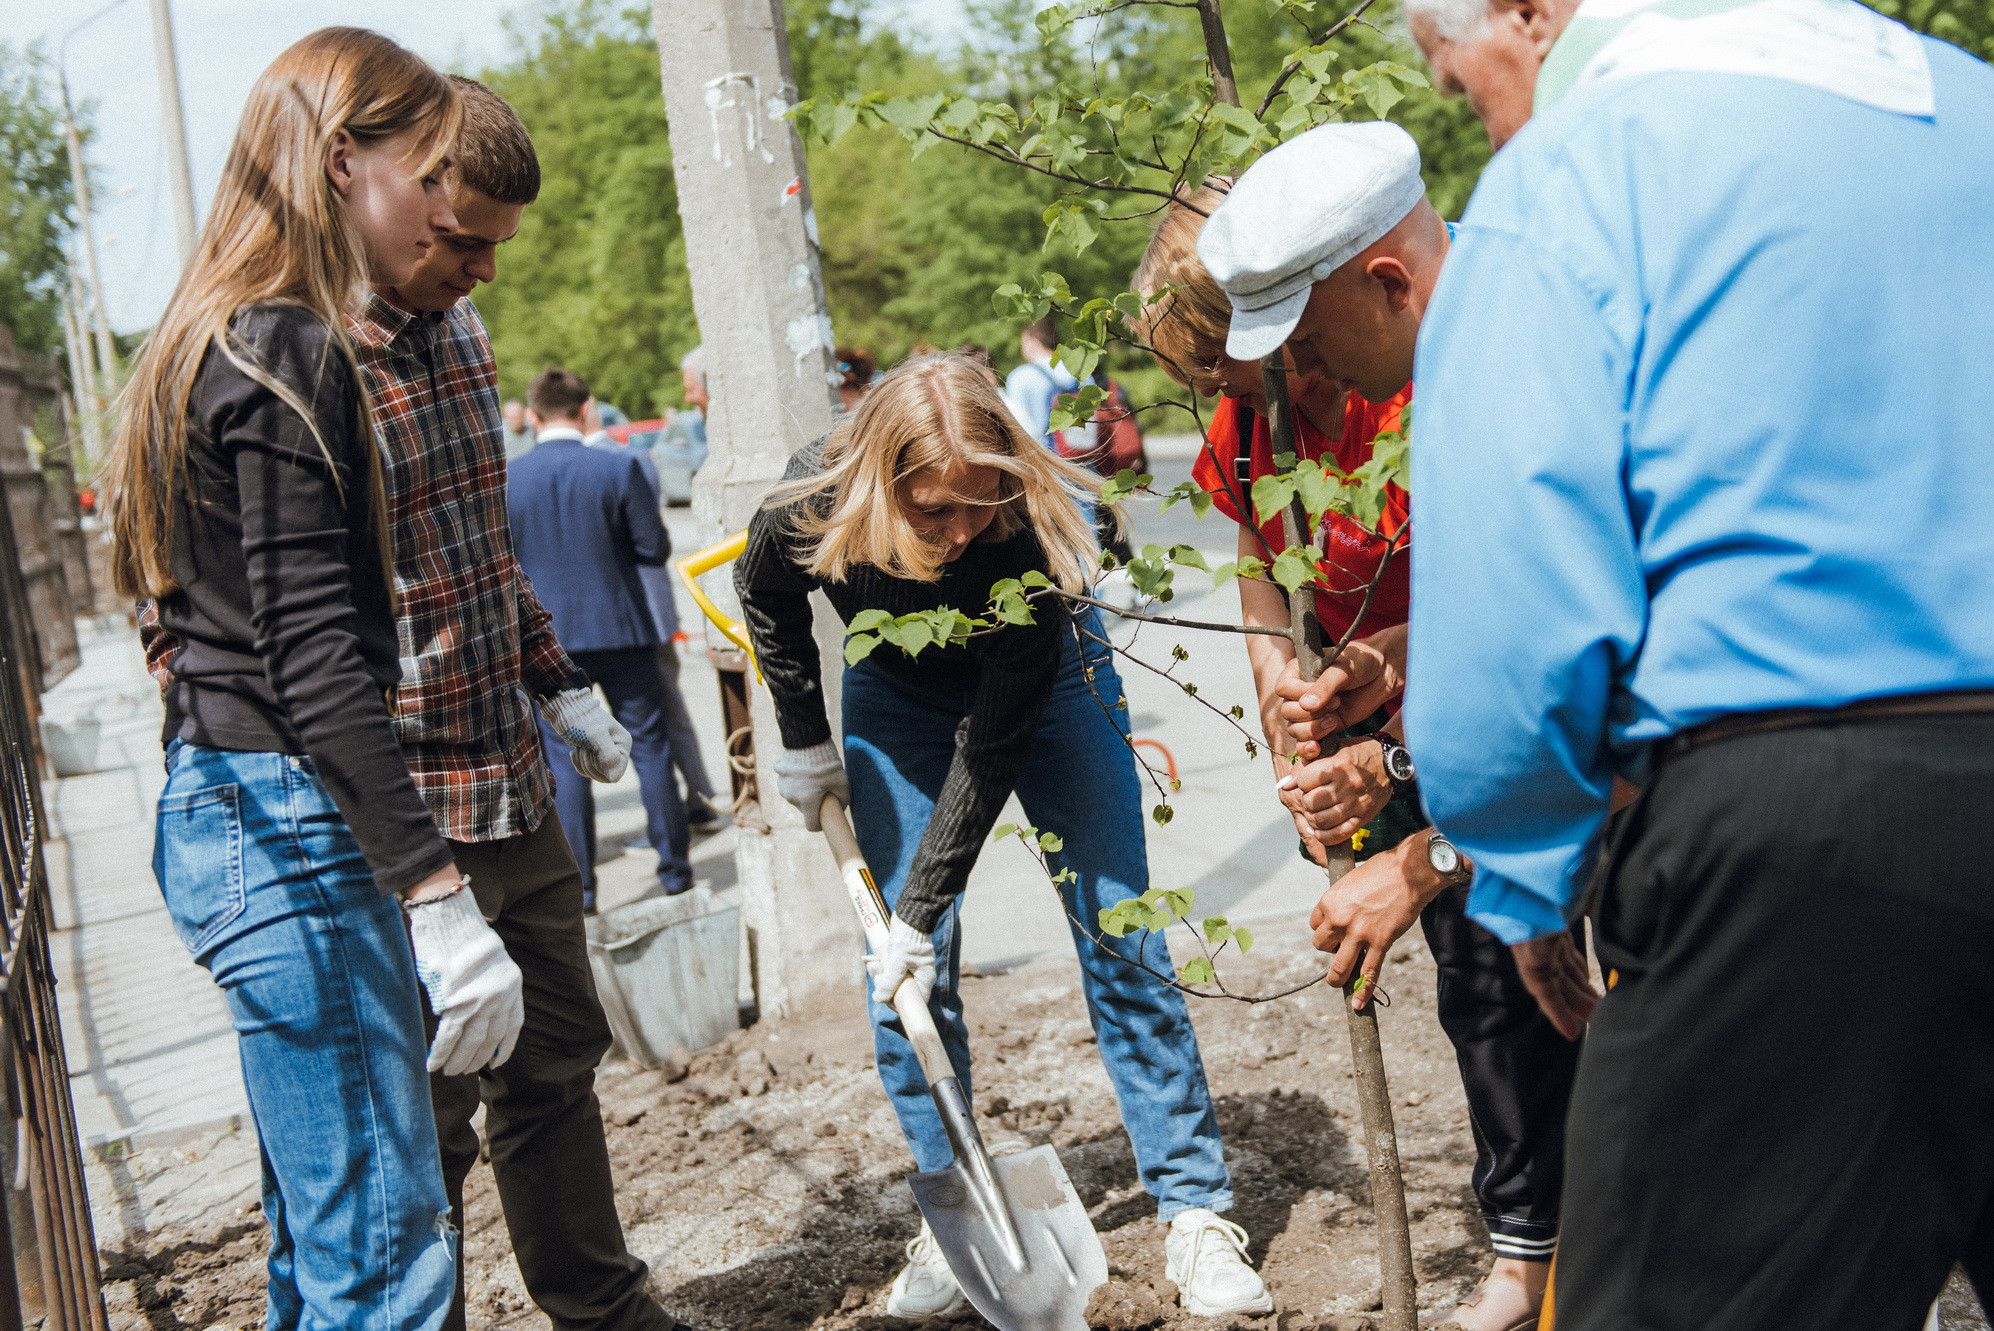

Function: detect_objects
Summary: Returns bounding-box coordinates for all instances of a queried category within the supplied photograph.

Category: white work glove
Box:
[540,687,631,784]
[774,740,849,832]
[408,888,526,1077]
[867,916,937,1007]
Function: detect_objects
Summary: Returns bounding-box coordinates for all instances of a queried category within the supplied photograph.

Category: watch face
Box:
[1385,747,1416,783]
[1429,836,1461,877]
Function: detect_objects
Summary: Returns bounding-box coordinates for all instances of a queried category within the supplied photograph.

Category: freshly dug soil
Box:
[95,929,1989,1331]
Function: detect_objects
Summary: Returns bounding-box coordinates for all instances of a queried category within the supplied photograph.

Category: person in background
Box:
[835,345,875,415]
[107,31,509,1329]
[510,367,696,904]
[657,344,711,480]
[646,346,709,507]
[737,353,1271,1323]
[1003,315,1082,450]
[502,397,534,459]
[1401,0,1994,1323]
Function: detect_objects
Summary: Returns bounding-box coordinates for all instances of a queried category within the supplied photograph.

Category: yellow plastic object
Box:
[676,530,758,679]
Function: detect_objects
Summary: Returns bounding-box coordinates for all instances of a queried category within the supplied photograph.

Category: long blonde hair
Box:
[1132,183,1234,397]
[105,27,461,598]
[769,352,1112,594]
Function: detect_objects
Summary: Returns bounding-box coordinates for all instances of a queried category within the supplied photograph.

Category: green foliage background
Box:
[467,0,1492,418]
[0,41,81,360]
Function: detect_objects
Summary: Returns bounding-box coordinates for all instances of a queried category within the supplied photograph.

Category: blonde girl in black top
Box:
[105,30,518,1328]
[737,353,1271,1319]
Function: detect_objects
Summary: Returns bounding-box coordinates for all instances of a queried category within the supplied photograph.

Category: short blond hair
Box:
[1132,183,1234,397]
[768,352,1112,593]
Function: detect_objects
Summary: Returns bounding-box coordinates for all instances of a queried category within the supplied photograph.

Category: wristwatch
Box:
[1375,733,1417,788]
[1426,832,1472,886]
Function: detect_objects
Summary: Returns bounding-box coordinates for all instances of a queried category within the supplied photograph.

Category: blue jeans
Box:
[844,611,1232,1219]
[154,742,455,1331]
[545,647,694,903]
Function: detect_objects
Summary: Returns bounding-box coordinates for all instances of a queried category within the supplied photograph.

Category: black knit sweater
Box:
[735,443,1068,932]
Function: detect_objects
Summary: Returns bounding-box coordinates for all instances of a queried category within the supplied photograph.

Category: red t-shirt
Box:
[1190,388,1413,646]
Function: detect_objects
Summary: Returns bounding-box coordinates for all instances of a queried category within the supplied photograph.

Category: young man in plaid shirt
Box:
[146,79,678,1331]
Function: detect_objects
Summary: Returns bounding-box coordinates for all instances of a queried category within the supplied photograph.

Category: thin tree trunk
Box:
[1261,356,1419,1331]
[1195,0,1242,110]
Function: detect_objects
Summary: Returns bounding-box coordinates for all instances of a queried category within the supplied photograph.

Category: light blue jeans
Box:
[844,610,1232,1219]
[155,742,455,1331]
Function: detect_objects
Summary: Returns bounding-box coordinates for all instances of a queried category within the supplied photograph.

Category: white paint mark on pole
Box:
[785,312,837,378]
[705,71,777,168]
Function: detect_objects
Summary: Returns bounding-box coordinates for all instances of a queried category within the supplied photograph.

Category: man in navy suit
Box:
[509,367,694,904]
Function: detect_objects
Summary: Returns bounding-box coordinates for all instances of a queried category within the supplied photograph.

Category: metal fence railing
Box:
[0,440,108,1328]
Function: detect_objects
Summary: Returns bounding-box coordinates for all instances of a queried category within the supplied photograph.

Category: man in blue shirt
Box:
[1401,0,1994,1322]
[510,368,696,905]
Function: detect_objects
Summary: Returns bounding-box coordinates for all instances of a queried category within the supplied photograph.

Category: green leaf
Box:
[848,608,893,633]
[1049,383,1107,430]
[1152,803,1175,826]
[1167,544,1209,572]
[1021,570,1052,588]
[1178,957,1216,986]
[1272,546,1321,594]
[1099,906,1135,937]
[1202,916,1233,945]
[1159,480,1214,516]
[1251,473,1297,525]
[1034,2,1076,38]
[1098,469,1152,506]
[1234,927,1255,954]
[993,823,1017,842]
[843,633,880,666]
[1037,832,1064,852]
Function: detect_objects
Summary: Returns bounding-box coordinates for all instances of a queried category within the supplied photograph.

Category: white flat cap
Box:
[1198,121,1426,361]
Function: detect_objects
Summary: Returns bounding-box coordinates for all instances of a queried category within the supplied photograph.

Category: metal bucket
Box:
[39,717,101,778]
[584,888,741,1068]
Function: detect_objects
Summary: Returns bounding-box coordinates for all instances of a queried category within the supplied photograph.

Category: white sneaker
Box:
[1164,1208,1273,1317]
[886,1220,969,1320]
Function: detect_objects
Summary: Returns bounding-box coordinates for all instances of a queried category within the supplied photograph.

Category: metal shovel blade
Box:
[909,1144,1108,1331]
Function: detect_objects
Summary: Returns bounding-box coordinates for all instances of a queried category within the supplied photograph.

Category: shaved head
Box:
[1283,197,1451,404]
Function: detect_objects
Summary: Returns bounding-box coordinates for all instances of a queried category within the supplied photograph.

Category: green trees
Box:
[468,0,1485,414]
[0,42,79,359]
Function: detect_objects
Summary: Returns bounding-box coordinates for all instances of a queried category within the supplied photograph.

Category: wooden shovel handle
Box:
[818,794,956,1084]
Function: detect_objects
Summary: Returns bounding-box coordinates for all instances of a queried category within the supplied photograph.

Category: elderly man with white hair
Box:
[1394,0,1994,1325]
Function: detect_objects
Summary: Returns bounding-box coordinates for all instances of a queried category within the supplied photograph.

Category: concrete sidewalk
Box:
[40,616,263,1248]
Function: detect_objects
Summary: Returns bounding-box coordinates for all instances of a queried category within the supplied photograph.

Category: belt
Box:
[1660,688,1994,762]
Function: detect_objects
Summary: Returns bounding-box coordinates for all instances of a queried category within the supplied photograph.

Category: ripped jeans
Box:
[156,741,455,1331]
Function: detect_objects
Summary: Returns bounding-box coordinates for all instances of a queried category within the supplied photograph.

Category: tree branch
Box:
[1256,0,1384,117]
[1046,586,1293,637]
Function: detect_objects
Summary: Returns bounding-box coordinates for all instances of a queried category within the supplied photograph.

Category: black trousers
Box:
[1558,713,1994,1331]
[1420,882,1582,1262]
[545,646,694,900]
[430,816,674,1331]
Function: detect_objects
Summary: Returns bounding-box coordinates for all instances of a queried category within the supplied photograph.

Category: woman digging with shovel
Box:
[736,352,1271,1321]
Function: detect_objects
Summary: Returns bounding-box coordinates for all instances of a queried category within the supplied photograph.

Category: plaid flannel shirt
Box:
[147,296,585,843]
[350,294,583,841]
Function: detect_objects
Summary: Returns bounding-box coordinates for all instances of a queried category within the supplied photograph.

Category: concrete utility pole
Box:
[652,0,850,1019]
[58,288,103,465]
[57,77,119,400]
[149,0,199,268]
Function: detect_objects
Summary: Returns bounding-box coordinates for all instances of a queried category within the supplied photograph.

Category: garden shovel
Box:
[817,794,1108,1331]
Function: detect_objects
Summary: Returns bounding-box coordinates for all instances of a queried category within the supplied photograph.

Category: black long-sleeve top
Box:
[154,302,452,895]
[736,442,1068,932]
